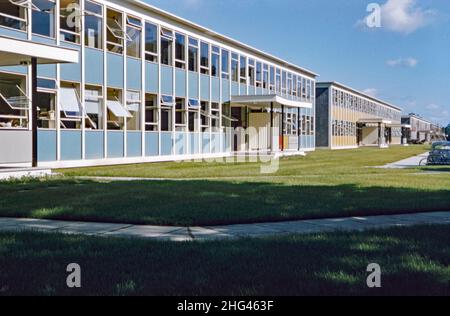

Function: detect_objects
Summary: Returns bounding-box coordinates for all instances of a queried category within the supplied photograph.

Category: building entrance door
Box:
[249,112,270,151]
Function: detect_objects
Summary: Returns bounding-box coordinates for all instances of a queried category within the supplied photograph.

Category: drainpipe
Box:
[31,57,38,168]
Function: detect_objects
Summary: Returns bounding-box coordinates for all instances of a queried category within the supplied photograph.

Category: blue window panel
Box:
[32,35,56,45]
[107,131,124,158]
[60,130,82,161]
[160,132,172,156]
[37,130,56,162]
[0,65,27,74]
[107,53,124,88]
[189,132,199,154]
[231,82,239,96]
[145,62,158,93]
[239,84,246,95]
[222,80,230,102]
[127,131,142,157]
[256,87,263,95]
[85,48,104,85]
[175,69,186,97]
[127,57,142,90]
[38,64,56,79]
[160,65,173,95]
[145,131,159,156]
[211,133,221,153]
[0,27,27,39]
[248,86,255,95]
[211,77,220,102]
[188,72,199,99]
[200,75,210,101]
[60,42,81,82]
[202,133,210,154]
[175,132,186,155]
[85,130,104,160]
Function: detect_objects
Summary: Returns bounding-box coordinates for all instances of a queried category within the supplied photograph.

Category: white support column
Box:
[123,13,127,158]
[80,0,86,160]
[102,2,108,159]
[56,0,61,162]
[157,24,161,156]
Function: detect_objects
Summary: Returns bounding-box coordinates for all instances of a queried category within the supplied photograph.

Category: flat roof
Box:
[231,94,313,109]
[123,0,318,78]
[0,35,78,66]
[317,81,402,112]
[402,114,433,124]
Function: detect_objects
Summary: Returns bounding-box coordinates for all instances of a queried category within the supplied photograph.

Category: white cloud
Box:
[386,57,418,68]
[425,104,440,110]
[363,88,378,97]
[358,0,437,34]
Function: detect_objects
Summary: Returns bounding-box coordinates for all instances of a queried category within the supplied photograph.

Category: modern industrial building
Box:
[315,82,403,149]
[401,114,446,144]
[0,0,317,168]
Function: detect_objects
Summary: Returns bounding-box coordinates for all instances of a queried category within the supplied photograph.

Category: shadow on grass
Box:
[0,225,449,296]
[1,179,449,226]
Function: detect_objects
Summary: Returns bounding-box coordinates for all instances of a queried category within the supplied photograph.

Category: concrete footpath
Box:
[382,152,429,169]
[0,211,449,241]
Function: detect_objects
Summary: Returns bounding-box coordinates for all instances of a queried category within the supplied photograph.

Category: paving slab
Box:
[257,221,331,234]
[189,227,238,240]
[102,225,184,238]
[303,217,379,232]
[209,224,284,237]
[55,222,132,235]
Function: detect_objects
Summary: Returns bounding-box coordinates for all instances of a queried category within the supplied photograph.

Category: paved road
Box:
[0,211,449,241]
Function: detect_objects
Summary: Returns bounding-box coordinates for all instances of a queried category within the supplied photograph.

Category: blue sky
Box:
[144,0,450,126]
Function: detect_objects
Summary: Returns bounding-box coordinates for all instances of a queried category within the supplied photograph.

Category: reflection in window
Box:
[126,90,141,130]
[32,0,56,38]
[0,0,27,31]
[161,28,174,66]
[126,16,141,58]
[60,0,81,43]
[221,49,229,79]
[200,42,209,75]
[85,85,103,130]
[175,33,186,69]
[145,22,158,62]
[0,73,29,129]
[240,56,246,84]
[84,0,102,49]
[211,46,220,77]
[188,38,198,72]
[231,53,239,82]
[106,8,124,54]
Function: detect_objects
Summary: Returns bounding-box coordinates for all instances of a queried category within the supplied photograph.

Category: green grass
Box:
[1,224,449,296]
[1,145,449,226]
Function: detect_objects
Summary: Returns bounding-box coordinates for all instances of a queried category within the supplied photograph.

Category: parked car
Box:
[421,141,450,165]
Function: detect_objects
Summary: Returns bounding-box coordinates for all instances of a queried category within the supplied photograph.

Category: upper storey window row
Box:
[0,1,314,93]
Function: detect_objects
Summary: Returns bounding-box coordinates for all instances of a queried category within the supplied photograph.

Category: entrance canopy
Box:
[388,123,411,129]
[0,36,78,66]
[358,118,392,125]
[231,94,313,109]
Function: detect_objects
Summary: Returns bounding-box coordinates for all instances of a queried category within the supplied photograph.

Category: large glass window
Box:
[145,22,157,62]
[282,71,287,95]
[188,38,198,72]
[175,97,186,131]
[85,85,103,130]
[145,93,158,131]
[0,0,28,31]
[160,95,174,131]
[175,33,185,69]
[106,88,127,130]
[211,102,220,131]
[262,64,269,89]
[32,0,55,38]
[0,73,29,129]
[231,53,239,82]
[126,90,141,130]
[255,62,262,87]
[211,46,220,77]
[200,101,209,132]
[160,28,174,66]
[36,78,57,128]
[276,69,281,93]
[126,16,142,58]
[248,59,255,86]
[240,56,246,84]
[200,42,209,75]
[60,0,81,44]
[60,82,82,129]
[106,8,124,54]
[269,66,275,91]
[84,0,102,49]
[188,100,199,132]
[221,49,229,79]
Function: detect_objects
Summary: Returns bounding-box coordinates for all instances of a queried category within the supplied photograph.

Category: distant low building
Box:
[401,114,445,144]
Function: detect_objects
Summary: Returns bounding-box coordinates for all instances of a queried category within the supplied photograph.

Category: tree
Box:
[446,124,450,141]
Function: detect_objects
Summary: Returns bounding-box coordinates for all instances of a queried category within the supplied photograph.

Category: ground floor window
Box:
[200,101,209,132]
[0,73,29,129]
[160,95,174,131]
[145,93,158,131]
[60,82,82,129]
[106,88,128,130]
[85,85,103,130]
[175,97,186,131]
[126,90,141,130]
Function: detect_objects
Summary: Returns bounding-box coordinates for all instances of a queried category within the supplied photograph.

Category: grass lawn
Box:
[0,224,449,296]
[0,145,449,226]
